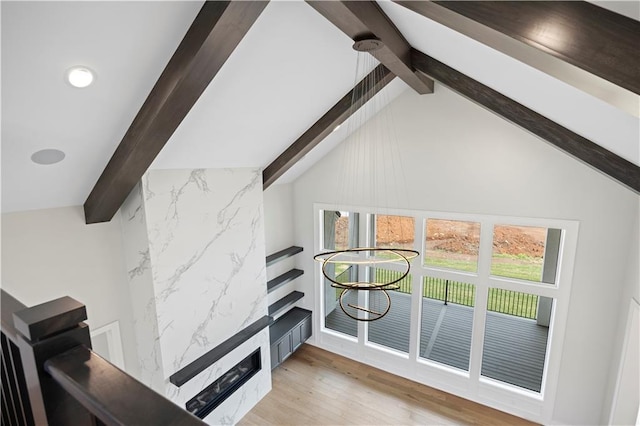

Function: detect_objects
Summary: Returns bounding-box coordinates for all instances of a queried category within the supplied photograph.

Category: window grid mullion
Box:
[468,219,495,385]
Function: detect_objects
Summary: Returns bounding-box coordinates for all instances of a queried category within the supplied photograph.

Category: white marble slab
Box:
[120,183,165,392]
[119,168,271,419]
[166,330,272,425]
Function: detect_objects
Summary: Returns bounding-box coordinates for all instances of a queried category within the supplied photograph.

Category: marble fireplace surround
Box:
[120,168,271,425]
[170,316,271,387]
[185,340,262,418]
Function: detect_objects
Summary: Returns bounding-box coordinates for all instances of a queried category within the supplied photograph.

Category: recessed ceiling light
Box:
[66,66,94,88]
[31,149,66,165]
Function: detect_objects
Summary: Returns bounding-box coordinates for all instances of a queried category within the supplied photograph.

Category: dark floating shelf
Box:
[169,315,272,387]
[268,291,304,317]
[266,246,303,267]
[267,269,304,294]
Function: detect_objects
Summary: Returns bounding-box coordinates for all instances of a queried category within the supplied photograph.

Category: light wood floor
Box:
[238,344,537,426]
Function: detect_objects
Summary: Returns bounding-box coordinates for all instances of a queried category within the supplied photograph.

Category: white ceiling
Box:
[153,1,374,171]
[1,1,203,213]
[379,1,640,162]
[1,1,638,214]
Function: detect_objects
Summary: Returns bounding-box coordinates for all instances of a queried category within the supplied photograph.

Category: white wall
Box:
[263,183,294,256]
[603,199,640,424]
[263,183,298,287]
[263,183,312,320]
[1,206,140,378]
[291,84,639,425]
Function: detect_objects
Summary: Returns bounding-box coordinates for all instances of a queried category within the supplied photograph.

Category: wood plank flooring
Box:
[238,344,536,426]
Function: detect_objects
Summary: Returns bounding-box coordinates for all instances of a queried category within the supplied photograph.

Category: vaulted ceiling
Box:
[2,1,639,220]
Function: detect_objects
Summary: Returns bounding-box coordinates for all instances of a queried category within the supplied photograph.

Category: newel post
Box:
[13,296,95,425]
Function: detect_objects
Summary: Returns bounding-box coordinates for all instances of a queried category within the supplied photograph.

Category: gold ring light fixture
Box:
[314,38,420,322]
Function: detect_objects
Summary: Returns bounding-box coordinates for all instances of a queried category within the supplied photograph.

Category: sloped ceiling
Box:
[379,1,639,163]
[151,1,378,171]
[1,0,638,214]
[1,1,202,213]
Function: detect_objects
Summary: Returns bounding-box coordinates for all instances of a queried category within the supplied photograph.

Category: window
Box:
[420,277,475,370]
[323,265,357,337]
[491,225,561,283]
[322,211,359,337]
[367,268,412,353]
[481,290,552,392]
[375,215,415,250]
[365,214,416,352]
[424,219,480,273]
[316,206,577,422]
[323,210,358,251]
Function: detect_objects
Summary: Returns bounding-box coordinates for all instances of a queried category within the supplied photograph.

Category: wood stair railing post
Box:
[12,296,95,425]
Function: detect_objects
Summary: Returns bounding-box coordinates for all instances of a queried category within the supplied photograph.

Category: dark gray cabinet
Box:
[269,308,312,370]
[271,334,292,369]
[292,316,311,350]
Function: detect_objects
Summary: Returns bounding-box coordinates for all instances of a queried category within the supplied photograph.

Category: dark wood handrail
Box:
[45,345,206,426]
[2,291,207,425]
[13,295,87,342]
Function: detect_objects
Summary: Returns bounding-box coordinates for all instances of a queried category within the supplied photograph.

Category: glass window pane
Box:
[424,219,480,273]
[323,264,357,337]
[481,289,552,392]
[487,288,539,320]
[491,225,556,282]
[419,277,475,371]
[323,211,358,251]
[367,268,412,353]
[375,215,415,250]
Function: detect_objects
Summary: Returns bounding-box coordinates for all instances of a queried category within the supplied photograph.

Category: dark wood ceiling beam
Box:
[263,65,395,189]
[411,48,640,194]
[306,1,433,95]
[83,1,269,224]
[395,1,640,116]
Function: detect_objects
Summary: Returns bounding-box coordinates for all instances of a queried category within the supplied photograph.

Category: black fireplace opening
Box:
[186,348,261,419]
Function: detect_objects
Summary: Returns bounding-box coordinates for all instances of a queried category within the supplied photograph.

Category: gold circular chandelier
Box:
[315,248,418,321]
[316,38,419,322]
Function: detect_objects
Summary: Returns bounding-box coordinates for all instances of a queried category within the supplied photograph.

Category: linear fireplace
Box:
[186,348,262,419]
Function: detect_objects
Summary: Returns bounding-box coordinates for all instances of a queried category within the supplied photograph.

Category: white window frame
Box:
[313,203,579,424]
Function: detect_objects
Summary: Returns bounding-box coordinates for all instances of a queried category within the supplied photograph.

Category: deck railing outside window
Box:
[374,270,538,320]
